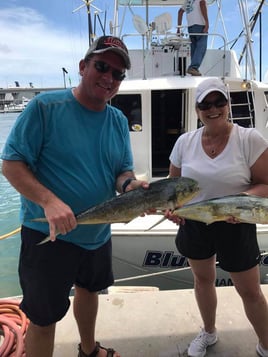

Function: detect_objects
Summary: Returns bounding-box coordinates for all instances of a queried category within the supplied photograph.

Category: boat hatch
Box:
[112,89,187,178]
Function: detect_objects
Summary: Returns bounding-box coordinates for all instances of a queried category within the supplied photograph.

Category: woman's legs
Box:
[189,255,218,333]
[230,265,268,349]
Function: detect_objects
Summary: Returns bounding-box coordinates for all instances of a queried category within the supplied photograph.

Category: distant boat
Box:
[1,96,30,113]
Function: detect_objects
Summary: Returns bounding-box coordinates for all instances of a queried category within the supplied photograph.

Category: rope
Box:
[0,228,21,241]
[115,252,268,283]
[0,299,29,357]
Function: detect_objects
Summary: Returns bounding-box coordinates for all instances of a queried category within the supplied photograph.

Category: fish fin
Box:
[36,235,51,245]
[32,218,47,222]
[36,229,61,245]
[146,216,166,231]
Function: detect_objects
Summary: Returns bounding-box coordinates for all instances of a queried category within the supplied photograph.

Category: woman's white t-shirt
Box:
[169,124,268,203]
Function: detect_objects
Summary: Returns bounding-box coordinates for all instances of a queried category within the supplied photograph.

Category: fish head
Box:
[174,177,200,207]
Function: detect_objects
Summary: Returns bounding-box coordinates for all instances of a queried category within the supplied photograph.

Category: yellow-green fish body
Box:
[173,194,268,225]
[35,177,199,244]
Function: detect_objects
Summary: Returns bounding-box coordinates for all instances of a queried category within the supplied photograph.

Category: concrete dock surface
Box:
[53,285,268,356]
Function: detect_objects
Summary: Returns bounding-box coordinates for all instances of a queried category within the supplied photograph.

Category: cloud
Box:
[0,6,86,88]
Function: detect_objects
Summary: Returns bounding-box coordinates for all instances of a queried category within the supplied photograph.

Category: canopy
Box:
[118,0,215,5]
[119,0,186,6]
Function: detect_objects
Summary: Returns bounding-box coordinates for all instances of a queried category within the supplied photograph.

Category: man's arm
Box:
[200,0,209,33]
[177,8,185,34]
[2,160,77,240]
[116,171,149,193]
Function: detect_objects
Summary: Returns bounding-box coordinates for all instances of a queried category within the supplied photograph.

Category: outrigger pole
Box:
[72,0,103,46]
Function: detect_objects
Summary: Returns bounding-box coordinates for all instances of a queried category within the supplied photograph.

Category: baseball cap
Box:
[196,78,228,103]
[84,36,131,70]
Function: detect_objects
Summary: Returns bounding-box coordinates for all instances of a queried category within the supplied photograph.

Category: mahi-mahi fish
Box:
[35,176,199,244]
[173,194,268,225]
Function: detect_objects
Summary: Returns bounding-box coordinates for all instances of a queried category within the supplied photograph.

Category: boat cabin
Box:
[111,76,268,180]
[108,0,268,181]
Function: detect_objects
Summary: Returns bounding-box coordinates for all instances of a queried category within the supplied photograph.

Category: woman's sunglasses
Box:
[197,98,228,111]
[94,60,126,81]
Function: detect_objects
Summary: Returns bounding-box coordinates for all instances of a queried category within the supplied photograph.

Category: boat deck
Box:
[53,285,268,356]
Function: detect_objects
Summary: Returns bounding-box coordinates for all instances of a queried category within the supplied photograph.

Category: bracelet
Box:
[122,178,136,193]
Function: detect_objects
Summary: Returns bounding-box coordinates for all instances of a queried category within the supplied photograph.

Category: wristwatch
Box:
[122,178,136,193]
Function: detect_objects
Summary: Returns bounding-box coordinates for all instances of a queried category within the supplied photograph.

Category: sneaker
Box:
[187,67,202,76]
[188,328,218,357]
[257,343,268,357]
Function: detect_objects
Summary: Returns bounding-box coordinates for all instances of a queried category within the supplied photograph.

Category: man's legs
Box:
[73,286,120,357]
[25,322,56,357]
[188,25,207,72]
[73,286,98,355]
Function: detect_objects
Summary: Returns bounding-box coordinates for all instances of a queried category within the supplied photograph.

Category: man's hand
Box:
[43,198,77,241]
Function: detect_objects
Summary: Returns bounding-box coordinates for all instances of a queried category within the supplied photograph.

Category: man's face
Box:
[79,51,126,109]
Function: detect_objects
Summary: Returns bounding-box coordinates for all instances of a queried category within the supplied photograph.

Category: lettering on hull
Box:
[143,250,189,268]
[142,250,268,286]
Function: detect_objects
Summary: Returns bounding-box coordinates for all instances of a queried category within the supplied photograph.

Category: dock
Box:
[53,285,268,356]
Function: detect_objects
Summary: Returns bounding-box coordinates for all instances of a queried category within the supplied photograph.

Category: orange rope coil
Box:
[0,299,29,357]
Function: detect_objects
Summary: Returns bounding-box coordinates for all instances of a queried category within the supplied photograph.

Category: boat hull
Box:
[111,217,268,290]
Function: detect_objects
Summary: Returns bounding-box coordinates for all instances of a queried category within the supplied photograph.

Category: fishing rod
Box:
[72,0,103,46]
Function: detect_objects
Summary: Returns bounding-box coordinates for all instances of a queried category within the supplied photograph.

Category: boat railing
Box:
[122,30,227,79]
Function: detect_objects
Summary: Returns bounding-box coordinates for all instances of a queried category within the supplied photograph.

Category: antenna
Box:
[72,0,103,46]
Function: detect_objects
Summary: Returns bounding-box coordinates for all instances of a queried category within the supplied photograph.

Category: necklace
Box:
[202,124,233,157]
[211,148,216,155]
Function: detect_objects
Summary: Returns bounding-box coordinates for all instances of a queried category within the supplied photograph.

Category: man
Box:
[177,0,209,76]
[1,35,148,357]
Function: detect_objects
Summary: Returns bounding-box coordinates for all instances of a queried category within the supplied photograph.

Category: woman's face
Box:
[196,91,229,127]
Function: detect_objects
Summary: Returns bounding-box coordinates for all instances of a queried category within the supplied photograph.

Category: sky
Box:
[0,0,267,89]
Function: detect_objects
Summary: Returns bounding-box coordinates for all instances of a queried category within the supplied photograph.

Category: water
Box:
[0,112,22,298]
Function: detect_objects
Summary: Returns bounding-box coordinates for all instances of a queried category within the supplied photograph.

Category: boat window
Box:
[111,94,142,132]
[151,89,186,177]
[264,92,268,106]
[229,91,255,128]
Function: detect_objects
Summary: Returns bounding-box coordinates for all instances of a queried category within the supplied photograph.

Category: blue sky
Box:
[0,0,267,88]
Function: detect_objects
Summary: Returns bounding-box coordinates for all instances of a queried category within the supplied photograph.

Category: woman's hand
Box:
[226,216,240,224]
[165,209,185,225]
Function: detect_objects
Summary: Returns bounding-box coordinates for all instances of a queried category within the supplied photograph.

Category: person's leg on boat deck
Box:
[230,265,268,350]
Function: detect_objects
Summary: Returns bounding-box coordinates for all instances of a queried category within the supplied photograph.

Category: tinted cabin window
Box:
[151,89,185,177]
[264,91,268,106]
[111,94,142,132]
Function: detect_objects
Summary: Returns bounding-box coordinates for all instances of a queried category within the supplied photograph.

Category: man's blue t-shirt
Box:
[1,89,134,249]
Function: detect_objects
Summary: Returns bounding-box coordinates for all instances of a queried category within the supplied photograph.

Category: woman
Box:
[168,78,268,357]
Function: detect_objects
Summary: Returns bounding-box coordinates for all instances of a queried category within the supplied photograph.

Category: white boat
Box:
[1,0,268,291]
[1,96,30,113]
[2,2,268,356]
[107,0,268,290]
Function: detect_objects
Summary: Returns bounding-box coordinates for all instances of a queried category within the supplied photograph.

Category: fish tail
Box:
[36,235,51,245]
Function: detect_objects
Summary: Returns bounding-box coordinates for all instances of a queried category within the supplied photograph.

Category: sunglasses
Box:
[197,98,228,111]
[94,60,126,81]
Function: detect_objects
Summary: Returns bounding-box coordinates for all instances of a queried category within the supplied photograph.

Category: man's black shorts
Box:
[175,220,261,272]
[19,226,114,326]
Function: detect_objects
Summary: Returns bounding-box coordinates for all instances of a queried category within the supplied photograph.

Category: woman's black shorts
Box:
[175,220,261,272]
